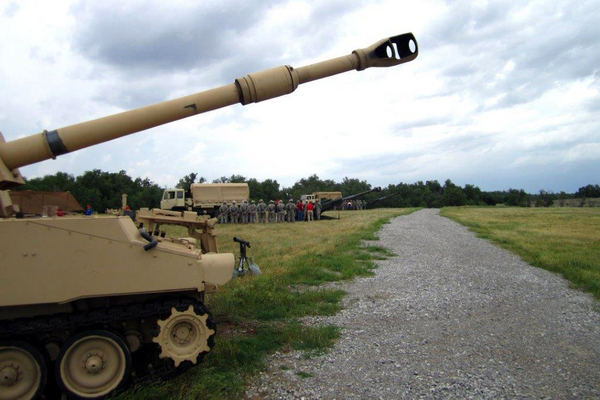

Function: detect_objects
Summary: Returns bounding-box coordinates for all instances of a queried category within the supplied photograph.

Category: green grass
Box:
[441,207,600,299]
[119,208,417,399]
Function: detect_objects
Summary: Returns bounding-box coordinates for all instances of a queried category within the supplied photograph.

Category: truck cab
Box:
[160,188,186,210]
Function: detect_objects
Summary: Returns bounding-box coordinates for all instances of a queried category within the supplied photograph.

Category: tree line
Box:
[15,170,599,211]
[16,170,163,212]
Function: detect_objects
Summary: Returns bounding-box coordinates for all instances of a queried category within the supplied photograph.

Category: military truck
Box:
[0,32,417,398]
[161,183,249,216]
[301,191,343,203]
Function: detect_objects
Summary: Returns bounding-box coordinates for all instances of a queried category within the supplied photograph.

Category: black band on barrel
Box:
[45,130,68,158]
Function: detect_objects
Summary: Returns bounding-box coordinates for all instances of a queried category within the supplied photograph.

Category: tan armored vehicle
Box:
[0,33,417,398]
[161,183,250,216]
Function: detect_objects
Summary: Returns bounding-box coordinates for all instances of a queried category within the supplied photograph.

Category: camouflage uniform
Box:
[218,201,228,224]
[286,199,295,223]
[229,201,239,224]
[249,200,257,223]
[240,200,249,224]
[257,199,267,223]
[267,200,276,223]
[315,199,322,220]
[276,201,285,223]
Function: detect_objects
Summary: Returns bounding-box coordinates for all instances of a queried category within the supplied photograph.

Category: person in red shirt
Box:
[296,200,304,221]
[306,201,314,221]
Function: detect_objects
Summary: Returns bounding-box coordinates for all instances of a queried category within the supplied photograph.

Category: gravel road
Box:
[246,209,600,399]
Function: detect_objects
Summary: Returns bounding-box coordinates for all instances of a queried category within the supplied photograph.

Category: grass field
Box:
[120,208,416,399]
[441,207,600,299]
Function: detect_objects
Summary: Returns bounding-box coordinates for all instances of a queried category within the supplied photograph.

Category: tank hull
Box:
[0,215,233,311]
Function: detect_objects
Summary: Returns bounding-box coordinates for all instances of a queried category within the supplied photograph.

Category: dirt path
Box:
[246,209,600,398]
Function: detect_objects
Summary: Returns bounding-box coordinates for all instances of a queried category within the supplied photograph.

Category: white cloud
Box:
[2,0,599,193]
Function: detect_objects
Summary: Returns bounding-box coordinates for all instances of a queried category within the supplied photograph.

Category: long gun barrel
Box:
[371,192,401,204]
[0,33,417,189]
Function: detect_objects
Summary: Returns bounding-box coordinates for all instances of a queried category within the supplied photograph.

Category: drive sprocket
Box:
[152,303,215,367]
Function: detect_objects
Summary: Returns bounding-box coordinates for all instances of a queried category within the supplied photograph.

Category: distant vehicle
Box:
[161,183,250,216]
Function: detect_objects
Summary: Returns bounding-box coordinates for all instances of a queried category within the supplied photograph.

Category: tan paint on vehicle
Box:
[191,183,249,206]
[160,183,250,212]
[0,215,232,307]
[313,191,343,201]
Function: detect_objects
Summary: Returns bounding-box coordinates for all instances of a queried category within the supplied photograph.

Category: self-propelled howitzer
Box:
[0,33,418,399]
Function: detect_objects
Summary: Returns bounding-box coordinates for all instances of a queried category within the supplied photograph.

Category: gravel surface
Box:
[245,209,600,399]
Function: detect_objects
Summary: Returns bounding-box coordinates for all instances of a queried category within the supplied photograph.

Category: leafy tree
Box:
[505,189,529,207]
[17,169,164,212]
[212,174,246,184]
[442,186,467,206]
[337,177,371,197]
[536,190,555,207]
[463,184,482,205]
[19,172,76,192]
[176,173,206,192]
[576,184,600,198]
[558,191,567,207]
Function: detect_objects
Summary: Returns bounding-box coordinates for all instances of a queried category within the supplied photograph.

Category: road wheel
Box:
[56,330,131,399]
[152,303,215,367]
[0,341,48,400]
[0,341,47,400]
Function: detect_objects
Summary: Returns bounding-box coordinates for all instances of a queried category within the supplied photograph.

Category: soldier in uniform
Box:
[257,199,267,223]
[306,200,314,221]
[229,201,239,224]
[218,201,228,224]
[315,199,322,220]
[249,200,257,223]
[267,200,276,223]
[286,199,296,223]
[277,200,285,223]
[240,200,249,224]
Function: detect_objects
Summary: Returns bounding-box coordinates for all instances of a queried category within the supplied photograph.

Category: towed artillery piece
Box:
[0,33,418,398]
[320,187,382,214]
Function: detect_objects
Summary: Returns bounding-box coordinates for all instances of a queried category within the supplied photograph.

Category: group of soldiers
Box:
[218,199,322,224]
[341,199,367,210]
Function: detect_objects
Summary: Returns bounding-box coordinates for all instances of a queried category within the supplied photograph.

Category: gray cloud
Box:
[70,1,358,76]
[68,0,361,108]
[70,1,269,72]
[423,1,600,109]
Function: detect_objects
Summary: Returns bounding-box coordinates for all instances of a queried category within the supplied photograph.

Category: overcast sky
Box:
[1,0,598,192]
